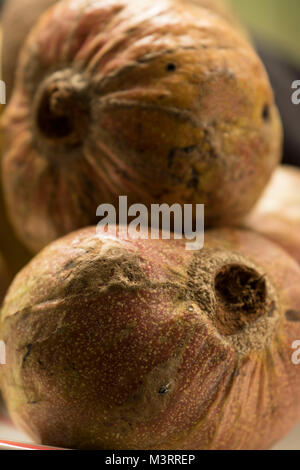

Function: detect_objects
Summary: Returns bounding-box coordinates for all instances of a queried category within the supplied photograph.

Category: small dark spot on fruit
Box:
[262,104,271,122]
[64,260,75,270]
[285,310,300,322]
[158,384,170,395]
[166,63,176,72]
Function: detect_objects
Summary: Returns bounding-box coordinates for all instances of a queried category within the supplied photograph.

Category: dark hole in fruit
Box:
[166,63,176,72]
[262,104,271,121]
[35,80,89,145]
[37,89,75,139]
[214,264,267,335]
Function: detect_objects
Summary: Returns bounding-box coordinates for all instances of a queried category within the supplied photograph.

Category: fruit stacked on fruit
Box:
[0,0,299,451]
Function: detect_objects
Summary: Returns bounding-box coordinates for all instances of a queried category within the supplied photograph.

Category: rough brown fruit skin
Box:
[245,166,300,264]
[1,227,300,450]
[2,0,282,253]
[1,0,59,102]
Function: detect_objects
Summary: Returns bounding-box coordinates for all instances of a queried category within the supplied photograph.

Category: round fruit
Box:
[245,165,300,264]
[2,0,282,252]
[1,227,300,450]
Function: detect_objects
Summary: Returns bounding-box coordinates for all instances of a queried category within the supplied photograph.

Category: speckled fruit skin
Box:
[1,227,300,450]
[1,0,59,102]
[245,166,300,264]
[2,0,282,253]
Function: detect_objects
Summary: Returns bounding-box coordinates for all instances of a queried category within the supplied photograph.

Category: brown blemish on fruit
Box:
[285,310,300,323]
[262,104,271,122]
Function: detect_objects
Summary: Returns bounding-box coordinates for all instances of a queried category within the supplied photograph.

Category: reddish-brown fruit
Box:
[1,227,300,450]
[2,0,282,253]
[1,0,59,101]
[245,166,300,264]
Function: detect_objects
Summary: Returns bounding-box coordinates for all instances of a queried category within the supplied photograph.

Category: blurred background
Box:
[228,0,300,168]
[230,0,300,65]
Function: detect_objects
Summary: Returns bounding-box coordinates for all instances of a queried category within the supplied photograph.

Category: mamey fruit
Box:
[1,0,58,101]
[2,0,282,252]
[245,166,300,264]
[1,226,300,450]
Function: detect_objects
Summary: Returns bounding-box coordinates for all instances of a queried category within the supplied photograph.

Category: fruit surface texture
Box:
[1,227,300,450]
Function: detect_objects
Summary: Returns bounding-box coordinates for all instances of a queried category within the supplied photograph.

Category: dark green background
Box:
[230,0,300,63]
